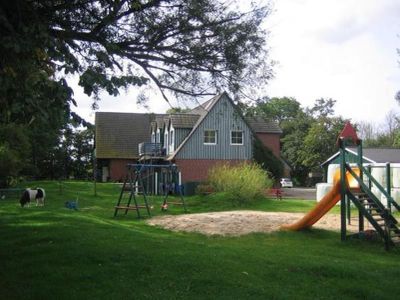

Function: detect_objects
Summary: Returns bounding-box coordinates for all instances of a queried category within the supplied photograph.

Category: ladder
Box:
[346,166,400,249]
[348,190,400,248]
[114,165,152,218]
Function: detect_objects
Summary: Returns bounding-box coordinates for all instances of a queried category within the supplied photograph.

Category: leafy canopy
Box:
[0,0,272,186]
[245,96,348,185]
[1,0,272,105]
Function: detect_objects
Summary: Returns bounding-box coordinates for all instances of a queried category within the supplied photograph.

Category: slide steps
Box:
[351,191,400,248]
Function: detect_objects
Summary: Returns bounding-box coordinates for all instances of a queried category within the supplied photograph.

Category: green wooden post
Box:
[368,165,372,190]
[386,162,391,212]
[346,143,351,225]
[357,141,364,231]
[339,138,347,241]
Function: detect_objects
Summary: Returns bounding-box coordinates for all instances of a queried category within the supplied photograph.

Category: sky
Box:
[72,0,400,126]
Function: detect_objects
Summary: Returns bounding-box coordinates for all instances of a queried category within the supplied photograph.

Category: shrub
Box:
[207,163,273,205]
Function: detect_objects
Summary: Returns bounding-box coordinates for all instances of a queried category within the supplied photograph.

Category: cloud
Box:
[69,76,171,124]
[265,0,400,123]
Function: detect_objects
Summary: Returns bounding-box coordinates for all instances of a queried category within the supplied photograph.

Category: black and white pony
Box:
[20,188,46,207]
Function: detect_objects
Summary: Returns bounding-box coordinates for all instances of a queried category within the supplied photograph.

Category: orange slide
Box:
[281,181,341,230]
[281,168,360,231]
[282,168,360,231]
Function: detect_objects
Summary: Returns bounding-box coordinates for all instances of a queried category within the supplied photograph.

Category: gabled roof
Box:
[245,116,282,134]
[321,147,400,166]
[169,113,200,129]
[349,147,400,163]
[95,93,283,160]
[188,95,218,116]
[95,112,153,159]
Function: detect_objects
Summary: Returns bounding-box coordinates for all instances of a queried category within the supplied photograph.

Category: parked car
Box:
[280,178,293,188]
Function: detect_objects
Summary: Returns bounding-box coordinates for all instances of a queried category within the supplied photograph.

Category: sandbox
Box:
[146,211,366,236]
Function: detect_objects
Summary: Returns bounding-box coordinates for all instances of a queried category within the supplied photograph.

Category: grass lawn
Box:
[1,181,399,299]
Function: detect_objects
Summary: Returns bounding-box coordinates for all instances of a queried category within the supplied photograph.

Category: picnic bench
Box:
[267,188,283,200]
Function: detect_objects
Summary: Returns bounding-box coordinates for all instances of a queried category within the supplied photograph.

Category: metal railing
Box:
[138,142,165,157]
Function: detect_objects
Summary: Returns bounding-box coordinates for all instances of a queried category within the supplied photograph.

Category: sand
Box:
[146,210,368,236]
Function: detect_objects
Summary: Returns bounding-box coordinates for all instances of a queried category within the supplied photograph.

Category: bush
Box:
[207,163,273,205]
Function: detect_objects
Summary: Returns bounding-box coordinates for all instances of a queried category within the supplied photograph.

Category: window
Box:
[204,130,217,144]
[151,132,155,143]
[231,130,243,145]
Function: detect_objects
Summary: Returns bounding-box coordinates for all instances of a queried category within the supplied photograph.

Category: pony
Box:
[20,188,46,207]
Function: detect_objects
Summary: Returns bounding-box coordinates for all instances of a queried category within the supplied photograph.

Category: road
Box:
[282,187,316,200]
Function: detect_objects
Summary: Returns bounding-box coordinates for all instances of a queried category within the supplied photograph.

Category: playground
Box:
[1,179,400,299]
[1,124,400,298]
[112,123,400,248]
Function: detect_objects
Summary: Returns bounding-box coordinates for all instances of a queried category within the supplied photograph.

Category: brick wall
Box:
[256,133,280,158]
[109,159,136,181]
[174,159,250,183]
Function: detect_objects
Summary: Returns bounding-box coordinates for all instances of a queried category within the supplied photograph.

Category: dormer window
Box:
[169,127,175,153]
[170,129,174,147]
[164,127,169,153]
[156,129,160,143]
[204,130,217,145]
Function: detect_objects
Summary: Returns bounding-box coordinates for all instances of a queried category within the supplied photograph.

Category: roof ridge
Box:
[170,113,201,116]
[349,146,400,150]
[95,111,152,115]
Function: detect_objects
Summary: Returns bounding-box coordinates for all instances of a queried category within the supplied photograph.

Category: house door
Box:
[102,167,109,182]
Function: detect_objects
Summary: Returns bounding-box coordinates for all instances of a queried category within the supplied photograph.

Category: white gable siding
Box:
[175,94,253,159]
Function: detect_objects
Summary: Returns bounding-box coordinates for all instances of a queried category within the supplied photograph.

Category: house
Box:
[95,92,282,183]
[95,112,155,182]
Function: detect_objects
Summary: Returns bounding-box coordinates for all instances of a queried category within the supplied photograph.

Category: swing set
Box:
[114,163,187,218]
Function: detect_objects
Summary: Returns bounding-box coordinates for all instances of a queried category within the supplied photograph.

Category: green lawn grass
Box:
[0,181,399,299]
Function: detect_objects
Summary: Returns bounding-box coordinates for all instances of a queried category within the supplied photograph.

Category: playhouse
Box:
[318,148,400,206]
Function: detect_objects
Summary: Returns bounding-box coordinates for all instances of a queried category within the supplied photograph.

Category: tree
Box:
[356,111,400,148]
[71,127,95,179]
[383,110,399,146]
[251,97,301,125]
[1,1,272,184]
[1,0,272,106]
[253,138,283,180]
[166,107,191,114]
[0,125,31,187]
[280,110,314,184]
[307,98,336,118]
[357,121,377,142]
[299,117,346,169]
